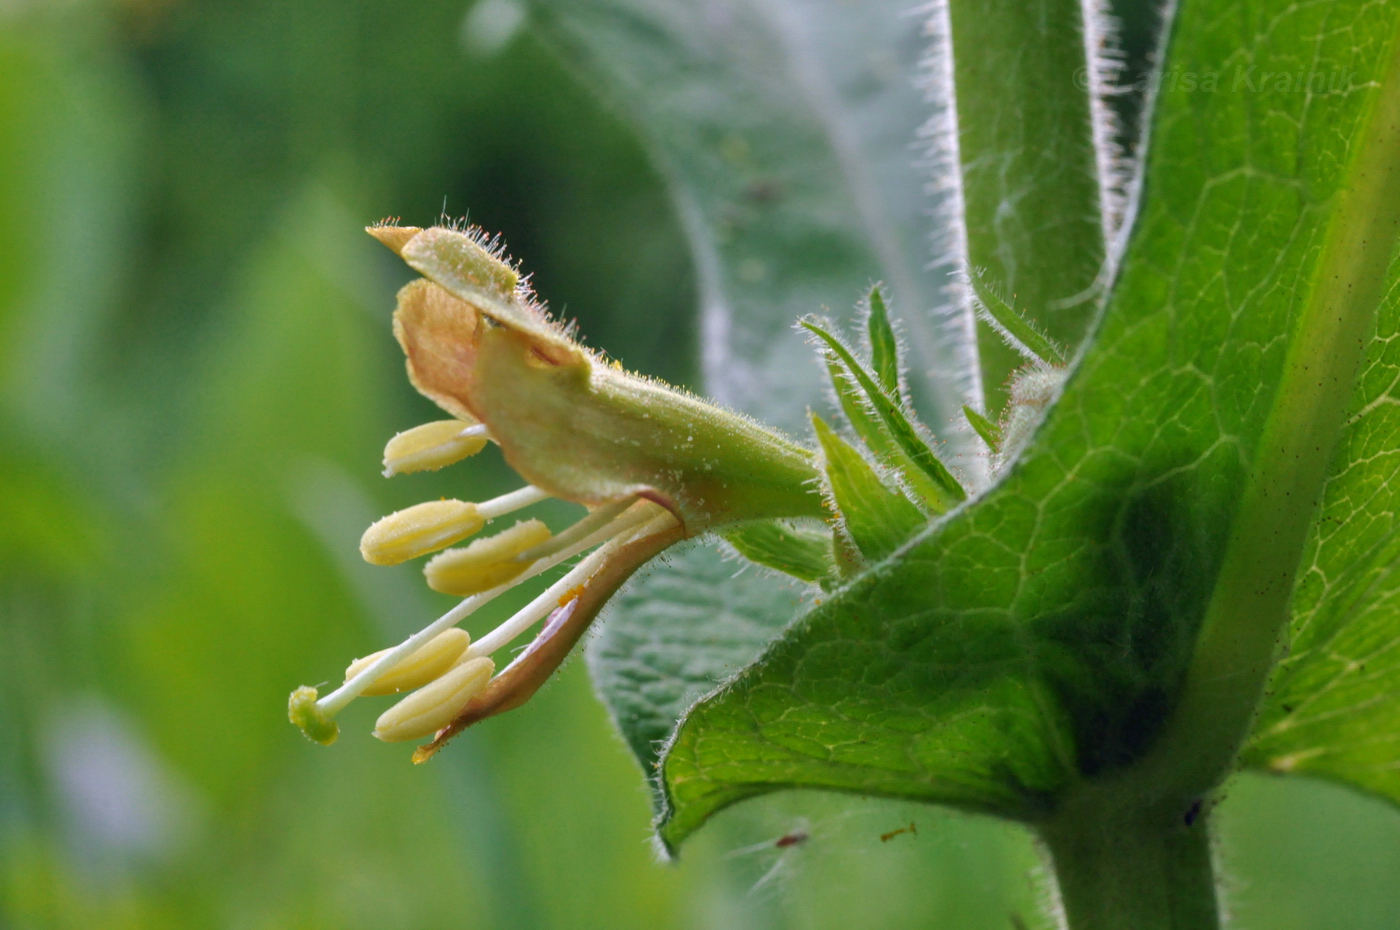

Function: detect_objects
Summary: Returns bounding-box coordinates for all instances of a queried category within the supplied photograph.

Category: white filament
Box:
[469,509,677,658]
[318,499,665,716]
[477,484,551,520]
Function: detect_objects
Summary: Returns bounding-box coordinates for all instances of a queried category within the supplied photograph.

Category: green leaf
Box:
[721,520,832,585]
[527,0,979,437]
[586,543,806,778]
[865,286,901,398]
[655,0,1400,849]
[1241,197,1400,791]
[812,414,924,563]
[802,317,965,512]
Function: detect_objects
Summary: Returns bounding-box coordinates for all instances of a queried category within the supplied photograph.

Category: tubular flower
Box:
[289,222,826,761]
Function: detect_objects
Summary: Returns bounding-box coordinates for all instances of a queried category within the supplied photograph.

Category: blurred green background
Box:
[1,2,1398,928]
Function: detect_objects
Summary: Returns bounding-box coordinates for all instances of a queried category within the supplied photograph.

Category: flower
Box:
[289,222,825,761]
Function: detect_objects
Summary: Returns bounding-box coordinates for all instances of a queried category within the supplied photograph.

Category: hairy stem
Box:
[945,0,1109,407]
[1040,787,1219,930]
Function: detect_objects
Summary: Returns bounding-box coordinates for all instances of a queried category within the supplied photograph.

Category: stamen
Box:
[316,498,662,719]
[344,628,471,696]
[467,508,678,658]
[424,519,553,596]
[513,497,634,563]
[382,420,490,477]
[476,484,551,519]
[360,500,485,566]
[374,656,496,742]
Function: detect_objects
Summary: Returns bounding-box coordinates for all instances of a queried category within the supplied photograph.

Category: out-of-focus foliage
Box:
[0,1,1398,928]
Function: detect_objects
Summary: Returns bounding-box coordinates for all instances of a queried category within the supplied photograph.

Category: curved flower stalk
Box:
[289,223,826,761]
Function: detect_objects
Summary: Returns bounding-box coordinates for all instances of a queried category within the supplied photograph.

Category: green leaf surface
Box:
[528,0,979,436]
[586,543,806,780]
[1242,214,1400,790]
[655,0,1400,849]
[811,414,923,564]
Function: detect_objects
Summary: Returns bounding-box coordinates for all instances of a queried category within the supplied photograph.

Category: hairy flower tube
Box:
[289,222,826,760]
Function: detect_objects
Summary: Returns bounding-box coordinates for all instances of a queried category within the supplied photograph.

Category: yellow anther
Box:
[423,519,552,596]
[360,500,485,566]
[344,628,471,696]
[373,656,496,742]
[382,419,489,477]
[288,686,339,745]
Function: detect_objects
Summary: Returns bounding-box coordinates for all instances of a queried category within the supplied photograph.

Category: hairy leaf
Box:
[1241,240,1400,794]
[944,0,1108,407]
[826,358,947,509]
[586,543,806,778]
[656,0,1400,849]
[528,0,979,435]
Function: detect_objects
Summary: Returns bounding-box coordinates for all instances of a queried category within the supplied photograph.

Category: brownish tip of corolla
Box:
[367,223,424,256]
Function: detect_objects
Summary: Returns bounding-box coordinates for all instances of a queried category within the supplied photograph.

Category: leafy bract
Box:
[802,318,966,512]
[655,1,1400,848]
[865,286,902,398]
[721,520,832,584]
[811,414,923,563]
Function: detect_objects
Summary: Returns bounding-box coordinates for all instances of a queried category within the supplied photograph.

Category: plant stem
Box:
[1039,787,1219,930]
[944,0,1109,407]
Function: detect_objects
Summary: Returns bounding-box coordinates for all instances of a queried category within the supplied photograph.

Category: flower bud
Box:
[344,628,471,696]
[382,419,489,477]
[360,500,485,566]
[374,656,496,742]
[424,519,552,596]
